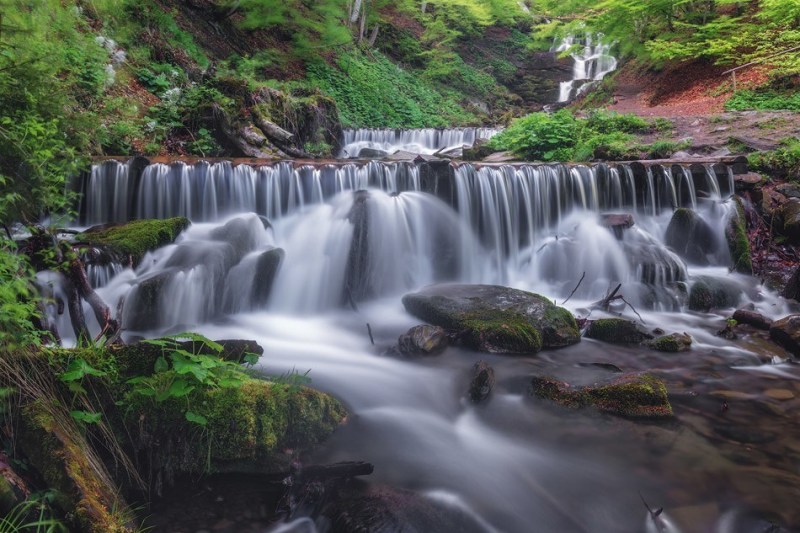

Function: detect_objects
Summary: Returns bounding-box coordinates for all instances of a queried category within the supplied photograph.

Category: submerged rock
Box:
[402,284,579,354]
[468,361,495,403]
[688,276,743,312]
[646,332,692,352]
[665,208,718,265]
[530,373,673,419]
[584,318,653,344]
[770,314,800,357]
[398,325,449,356]
[732,309,773,330]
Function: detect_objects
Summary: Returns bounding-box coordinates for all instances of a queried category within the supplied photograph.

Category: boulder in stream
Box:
[732,309,773,330]
[584,318,654,344]
[530,373,673,419]
[398,325,449,356]
[468,361,495,403]
[688,276,744,312]
[770,314,800,357]
[782,198,800,242]
[665,208,718,265]
[645,332,693,352]
[726,197,753,274]
[75,217,190,267]
[402,284,580,354]
[252,247,285,306]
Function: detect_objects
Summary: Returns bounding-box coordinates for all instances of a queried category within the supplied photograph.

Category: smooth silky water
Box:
[58,160,800,532]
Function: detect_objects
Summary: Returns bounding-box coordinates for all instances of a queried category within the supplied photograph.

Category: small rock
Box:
[646,332,692,352]
[770,314,800,356]
[764,389,795,401]
[468,361,495,403]
[733,172,763,192]
[776,183,800,199]
[783,266,800,301]
[397,325,448,356]
[584,318,653,344]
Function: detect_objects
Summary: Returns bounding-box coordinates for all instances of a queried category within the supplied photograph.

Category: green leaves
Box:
[59,358,108,383]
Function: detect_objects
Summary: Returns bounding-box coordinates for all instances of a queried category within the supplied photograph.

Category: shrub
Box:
[725,90,800,112]
[488,110,579,160]
[748,138,800,179]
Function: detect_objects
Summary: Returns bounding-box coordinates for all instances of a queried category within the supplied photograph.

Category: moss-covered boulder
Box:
[76,217,190,266]
[665,208,718,265]
[727,197,753,274]
[688,276,744,312]
[645,332,692,352]
[402,284,579,354]
[584,318,653,344]
[530,373,673,419]
[126,379,346,475]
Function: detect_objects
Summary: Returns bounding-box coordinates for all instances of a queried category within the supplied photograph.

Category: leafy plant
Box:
[0,494,68,533]
[725,90,800,112]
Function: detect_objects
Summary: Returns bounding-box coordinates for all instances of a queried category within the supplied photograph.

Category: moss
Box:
[726,197,753,274]
[125,379,346,475]
[541,306,580,347]
[531,373,673,419]
[585,318,651,344]
[462,312,543,353]
[688,281,714,311]
[75,217,190,265]
[647,333,692,352]
[688,276,742,312]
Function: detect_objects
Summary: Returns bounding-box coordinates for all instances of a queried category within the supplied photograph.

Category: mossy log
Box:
[75,217,190,267]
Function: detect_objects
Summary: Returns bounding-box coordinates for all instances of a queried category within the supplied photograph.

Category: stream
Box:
[57,153,800,532]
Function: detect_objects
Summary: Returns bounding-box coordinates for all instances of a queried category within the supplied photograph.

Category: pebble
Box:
[764,389,795,401]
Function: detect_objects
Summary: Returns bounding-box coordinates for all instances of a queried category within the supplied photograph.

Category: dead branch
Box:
[562,272,586,305]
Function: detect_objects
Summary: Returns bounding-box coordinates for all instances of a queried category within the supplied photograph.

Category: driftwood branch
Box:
[562,272,586,305]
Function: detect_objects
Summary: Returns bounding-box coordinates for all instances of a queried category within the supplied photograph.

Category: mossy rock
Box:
[76,217,190,266]
[726,197,753,274]
[665,208,718,265]
[530,373,673,419]
[688,276,744,312]
[645,332,692,352]
[402,284,580,354]
[584,318,653,344]
[17,401,133,532]
[125,379,346,475]
[781,198,800,243]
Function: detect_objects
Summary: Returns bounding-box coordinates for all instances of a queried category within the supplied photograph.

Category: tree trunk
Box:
[368,24,380,47]
[350,0,362,24]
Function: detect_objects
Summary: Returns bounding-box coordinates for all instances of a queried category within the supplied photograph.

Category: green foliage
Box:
[188,128,223,157]
[0,494,68,533]
[585,110,649,134]
[123,1,210,68]
[0,240,41,351]
[748,138,800,180]
[74,218,190,263]
[488,110,578,160]
[725,90,800,112]
[306,50,479,127]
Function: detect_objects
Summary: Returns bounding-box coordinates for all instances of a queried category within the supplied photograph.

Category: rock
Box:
[764,389,795,401]
[734,172,763,192]
[584,318,653,344]
[760,188,788,221]
[530,373,673,419]
[726,197,753,274]
[210,215,264,264]
[688,276,744,312]
[321,485,490,533]
[358,147,391,159]
[776,183,800,199]
[397,325,449,356]
[665,208,718,265]
[0,453,28,515]
[468,361,495,403]
[76,217,190,267]
[462,139,495,161]
[732,309,773,330]
[782,198,800,242]
[482,151,517,163]
[600,214,634,239]
[770,314,800,356]
[646,332,692,352]
[782,266,800,301]
[402,284,580,353]
[123,270,174,330]
[252,247,284,307]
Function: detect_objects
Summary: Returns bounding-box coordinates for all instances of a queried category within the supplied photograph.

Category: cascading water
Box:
[554,34,618,103]
[63,157,797,533]
[338,127,502,158]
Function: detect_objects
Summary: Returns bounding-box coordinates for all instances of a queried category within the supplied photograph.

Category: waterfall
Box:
[554,34,618,103]
[338,127,502,158]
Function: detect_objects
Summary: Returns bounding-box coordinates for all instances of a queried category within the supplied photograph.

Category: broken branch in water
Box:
[562,271,586,305]
[366,323,375,345]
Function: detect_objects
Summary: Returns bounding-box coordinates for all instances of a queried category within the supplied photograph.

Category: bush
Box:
[725,90,800,112]
[749,138,800,179]
[488,110,579,160]
[585,110,649,134]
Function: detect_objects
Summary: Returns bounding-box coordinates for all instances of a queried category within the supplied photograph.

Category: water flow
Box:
[338,127,502,158]
[554,34,618,103]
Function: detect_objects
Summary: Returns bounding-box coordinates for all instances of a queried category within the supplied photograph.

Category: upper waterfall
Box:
[553,34,618,103]
[338,127,502,158]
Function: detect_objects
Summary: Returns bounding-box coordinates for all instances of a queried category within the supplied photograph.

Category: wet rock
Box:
[358,147,391,158]
[764,389,795,401]
[402,284,580,353]
[733,172,763,192]
[76,217,190,267]
[760,188,788,221]
[468,361,495,403]
[732,309,773,330]
[776,182,800,199]
[600,214,634,239]
[770,314,800,356]
[210,216,264,264]
[123,270,174,330]
[646,332,692,352]
[462,140,494,161]
[322,485,491,533]
[688,276,743,312]
[252,247,284,307]
[482,151,517,163]
[782,198,800,242]
[530,373,673,419]
[726,197,753,274]
[397,325,449,356]
[782,266,800,301]
[584,318,653,344]
[665,208,718,265]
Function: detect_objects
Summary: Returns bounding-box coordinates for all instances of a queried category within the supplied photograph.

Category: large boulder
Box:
[530,373,673,419]
[665,208,718,265]
[782,198,800,242]
[402,284,580,354]
[645,332,692,352]
[770,315,800,356]
[726,197,753,274]
[76,217,190,267]
[584,318,653,344]
[252,247,285,307]
[688,276,744,312]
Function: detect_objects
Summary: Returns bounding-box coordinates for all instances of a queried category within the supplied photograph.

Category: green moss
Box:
[541,306,580,347]
[648,333,692,352]
[585,318,651,344]
[76,217,190,265]
[531,373,673,419]
[462,313,543,353]
[125,379,346,474]
[726,197,753,274]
